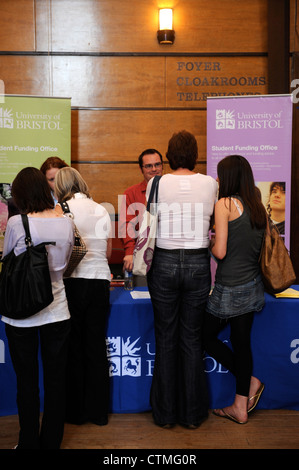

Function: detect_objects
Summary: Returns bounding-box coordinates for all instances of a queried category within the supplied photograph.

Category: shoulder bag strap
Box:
[61,201,70,214]
[21,213,56,248]
[146,175,162,211]
[21,214,32,247]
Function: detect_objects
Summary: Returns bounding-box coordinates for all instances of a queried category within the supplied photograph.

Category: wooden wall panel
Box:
[52,56,165,108]
[290,0,299,52]
[72,162,207,212]
[0,0,35,51]
[71,110,207,162]
[0,57,50,96]
[35,0,268,53]
[166,57,268,107]
[0,55,268,108]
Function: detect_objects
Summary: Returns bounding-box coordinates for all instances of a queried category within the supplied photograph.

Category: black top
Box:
[215,196,264,286]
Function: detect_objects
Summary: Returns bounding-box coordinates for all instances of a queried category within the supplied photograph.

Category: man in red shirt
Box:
[119,149,163,275]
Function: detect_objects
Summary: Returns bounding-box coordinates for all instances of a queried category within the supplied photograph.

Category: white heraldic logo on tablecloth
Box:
[106,336,141,377]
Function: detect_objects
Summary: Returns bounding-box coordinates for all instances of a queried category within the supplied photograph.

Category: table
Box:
[106,286,155,413]
[1,286,299,416]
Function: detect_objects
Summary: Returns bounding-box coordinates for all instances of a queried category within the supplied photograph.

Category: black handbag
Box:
[0,214,55,319]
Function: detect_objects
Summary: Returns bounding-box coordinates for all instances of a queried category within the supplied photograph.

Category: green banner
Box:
[0,95,71,251]
[0,95,71,182]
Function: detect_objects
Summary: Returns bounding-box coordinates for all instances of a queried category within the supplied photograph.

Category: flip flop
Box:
[248,383,265,413]
[213,408,248,425]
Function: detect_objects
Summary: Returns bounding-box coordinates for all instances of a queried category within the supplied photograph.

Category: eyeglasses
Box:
[142,162,162,170]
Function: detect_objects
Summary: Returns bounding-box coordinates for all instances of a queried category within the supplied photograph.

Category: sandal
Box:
[248,383,264,413]
[213,408,248,425]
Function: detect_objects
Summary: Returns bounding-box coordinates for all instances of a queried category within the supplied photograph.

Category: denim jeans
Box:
[147,247,211,426]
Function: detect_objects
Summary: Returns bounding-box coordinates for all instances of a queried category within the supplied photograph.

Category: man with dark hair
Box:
[120,149,163,277]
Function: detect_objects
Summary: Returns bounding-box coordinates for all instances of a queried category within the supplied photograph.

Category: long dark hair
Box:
[12,167,54,214]
[217,155,267,229]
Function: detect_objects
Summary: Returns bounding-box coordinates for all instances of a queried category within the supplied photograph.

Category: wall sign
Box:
[207,94,293,249]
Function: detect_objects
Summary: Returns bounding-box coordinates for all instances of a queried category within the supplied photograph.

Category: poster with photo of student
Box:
[256,181,286,236]
[206,94,293,249]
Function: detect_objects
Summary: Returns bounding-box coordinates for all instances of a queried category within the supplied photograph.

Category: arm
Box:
[2,218,18,257]
[105,214,113,261]
[119,184,146,270]
[123,254,133,272]
[210,198,229,260]
[106,237,112,261]
[119,191,138,259]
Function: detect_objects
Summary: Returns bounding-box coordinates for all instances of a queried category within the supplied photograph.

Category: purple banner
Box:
[207,95,293,249]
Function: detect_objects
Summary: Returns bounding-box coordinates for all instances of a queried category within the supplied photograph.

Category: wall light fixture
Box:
[157,8,175,44]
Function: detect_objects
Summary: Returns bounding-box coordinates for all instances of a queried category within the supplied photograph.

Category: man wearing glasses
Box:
[120,149,163,281]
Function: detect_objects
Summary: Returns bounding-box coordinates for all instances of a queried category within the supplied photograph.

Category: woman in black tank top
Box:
[204,155,267,425]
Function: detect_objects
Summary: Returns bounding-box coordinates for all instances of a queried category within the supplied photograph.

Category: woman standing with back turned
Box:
[1,167,74,449]
[55,167,112,426]
[146,130,218,429]
[204,155,267,424]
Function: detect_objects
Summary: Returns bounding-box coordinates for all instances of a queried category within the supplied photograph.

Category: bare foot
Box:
[214,405,247,424]
[214,394,248,424]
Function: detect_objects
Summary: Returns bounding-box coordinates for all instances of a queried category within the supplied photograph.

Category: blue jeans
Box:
[147,247,211,426]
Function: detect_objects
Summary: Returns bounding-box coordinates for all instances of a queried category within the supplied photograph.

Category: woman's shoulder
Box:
[6,213,22,226]
[195,173,218,191]
[216,197,229,206]
[216,197,232,212]
[4,214,22,237]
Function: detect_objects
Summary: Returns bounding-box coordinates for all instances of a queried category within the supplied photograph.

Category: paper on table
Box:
[275,288,299,298]
[130,291,151,299]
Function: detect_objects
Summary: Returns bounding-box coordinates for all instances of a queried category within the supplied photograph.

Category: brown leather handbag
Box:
[61,201,88,277]
[260,221,296,294]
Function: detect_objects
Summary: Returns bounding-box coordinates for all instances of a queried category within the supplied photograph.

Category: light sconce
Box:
[157,8,175,44]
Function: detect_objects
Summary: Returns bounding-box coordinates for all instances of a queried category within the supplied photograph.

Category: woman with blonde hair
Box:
[55,167,112,426]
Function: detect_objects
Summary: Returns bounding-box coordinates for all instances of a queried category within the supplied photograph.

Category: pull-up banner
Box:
[0,95,71,250]
[0,95,71,182]
[207,94,293,249]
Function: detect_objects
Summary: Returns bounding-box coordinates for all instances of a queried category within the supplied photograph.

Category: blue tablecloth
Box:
[1,286,299,416]
[206,287,299,411]
[106,287,155,413]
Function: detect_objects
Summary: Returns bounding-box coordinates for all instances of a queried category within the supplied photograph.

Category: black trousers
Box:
[63,278,110,424]
[203,311,254,397]
[5,319,70,449]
